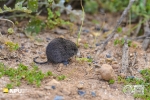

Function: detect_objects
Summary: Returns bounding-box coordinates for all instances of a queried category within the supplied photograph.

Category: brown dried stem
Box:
[99,0,135,52]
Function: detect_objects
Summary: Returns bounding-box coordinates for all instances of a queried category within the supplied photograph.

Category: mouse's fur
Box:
[33,38,78,64]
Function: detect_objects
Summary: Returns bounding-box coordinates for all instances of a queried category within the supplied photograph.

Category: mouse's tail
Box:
[33,57,48,64]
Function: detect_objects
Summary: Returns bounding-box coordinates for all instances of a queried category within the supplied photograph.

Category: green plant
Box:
[118,69,150,100]
[77,0,85,47]
[57,75,66,81]
[0,0,71,35]
[27,0,38,12]
[117,27,123,33]
[83,43,89,49]
[5,41,19,51]
[0,62,65,89]
[109,79,115,84]
[0,2,32,14]
[7,28,14,34]
[25,18,46,35]
[114,38,131,46]
[84,0,98,14]
[47,8,70,29]
[98,0,129,12]
[76,57,93,63]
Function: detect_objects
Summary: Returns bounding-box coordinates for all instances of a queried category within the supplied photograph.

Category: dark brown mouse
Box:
[33,38,78,64]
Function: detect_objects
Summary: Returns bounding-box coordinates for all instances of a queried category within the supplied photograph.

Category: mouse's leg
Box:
[62,60,69,65]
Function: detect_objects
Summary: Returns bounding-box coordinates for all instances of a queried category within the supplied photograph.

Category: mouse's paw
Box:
[62,60,69,65]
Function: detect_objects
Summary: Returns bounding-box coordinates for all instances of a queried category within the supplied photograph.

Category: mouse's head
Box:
[64,39,78,56]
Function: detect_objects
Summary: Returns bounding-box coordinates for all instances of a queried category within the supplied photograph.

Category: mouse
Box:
[33,37,78,64]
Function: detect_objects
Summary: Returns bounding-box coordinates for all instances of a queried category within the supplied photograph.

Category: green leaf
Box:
[8,28,14,34]
[25,18,46,34]
[3,5,11,10]
[48,8,54,19]
[55,11,61,17]
[117,27,122,33]
[28,0,38,12]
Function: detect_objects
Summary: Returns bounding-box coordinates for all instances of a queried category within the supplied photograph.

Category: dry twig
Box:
[142,20,150,50]
[96,0,135,55]
[121,38,129,75]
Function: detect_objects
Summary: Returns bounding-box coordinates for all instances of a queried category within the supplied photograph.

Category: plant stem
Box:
[77,0,85,46]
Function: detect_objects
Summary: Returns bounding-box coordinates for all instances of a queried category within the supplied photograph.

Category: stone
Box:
[105,58,113,63]
[44,79,60,90]
[98,64,115,81]
[77,83,84,89]
[78,90,86,96]
[54,95,64,100]
[112,64,119,69]
[112,61,118,64]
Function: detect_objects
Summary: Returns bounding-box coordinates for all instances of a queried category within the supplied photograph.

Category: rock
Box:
[112,64,119,69]
[91,91,96,97]
[102,28,109,33]
[61,87,71,95]
[101,85,107,89]
[97,64,115,81]
[78,90,86,96]
[105,58,113,63]
[44,79,60,90]
[82,29,90,33]
[46,37,51,41]
[130,53,133,57]
[126,76,135,79]
[109,84,118,89]
[95,25,101,31]
[112,61,118,64]
[106,54,111,58]
[120,73,126,78]
[54,95,64,100]
[93,63,101,68]
[51,86,56,90]
[77,82,84,89]
[0,45,3,49]
[16,33,26,38]
[57,64,63,72]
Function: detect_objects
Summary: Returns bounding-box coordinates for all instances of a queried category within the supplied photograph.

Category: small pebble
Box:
[63,60,69,65]
[0,45,3,49]
[46,37,51,42]
[112,61,118,64]
[105,58,113,63]
[16,33,26,38]
[95,26,101,31]
[130,53,133,57]
[126,76,135,79]
[106,54,111,58]
[91,91,96,97]
[95,43,100,46]
[51,86,56,90]
[82,29,89,33]
[120,73,126,78]
[112,64,119,69]
[1,31,6,35]
[87,55,92,59]
[102,85,107,89]
[57,65,63,72]
[46,37,51,41]
[77,83,84,89]
[78,90,86,96]
[99,9,105,14]
[54,95,64,100]
[102,28,109,33]
[94,63,101,68]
